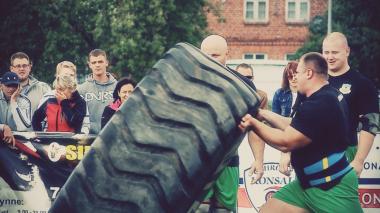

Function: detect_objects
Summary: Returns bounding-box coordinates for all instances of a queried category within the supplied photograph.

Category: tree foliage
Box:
[0,1,45,73]
[0,0,209,84]
[293,0,380,88]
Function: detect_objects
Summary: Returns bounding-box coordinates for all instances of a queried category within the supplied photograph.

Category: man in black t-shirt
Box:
[323,32,379,176]
[239,52,362,212]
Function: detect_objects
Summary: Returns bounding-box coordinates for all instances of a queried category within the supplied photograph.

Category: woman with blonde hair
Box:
[55,61,77,77]
[39,61,90,133]
[32,75,86,133]
[39,61,77,104]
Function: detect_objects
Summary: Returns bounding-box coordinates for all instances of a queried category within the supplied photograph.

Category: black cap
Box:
[1,72,20,86]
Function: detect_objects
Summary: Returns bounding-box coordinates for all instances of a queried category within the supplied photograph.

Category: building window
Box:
[285,53,296,60]
[286,0,310,23]
[255,54,266,60]
[244,0,269,23]
[244,53,267,60]
[244,53,254,59]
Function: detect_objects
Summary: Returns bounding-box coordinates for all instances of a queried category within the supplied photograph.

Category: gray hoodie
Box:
[21,76,51,115]
[0,91,32,131]
[77,73,117,134]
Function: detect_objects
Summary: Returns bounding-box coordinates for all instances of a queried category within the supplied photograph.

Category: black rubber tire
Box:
[50,42,260,213]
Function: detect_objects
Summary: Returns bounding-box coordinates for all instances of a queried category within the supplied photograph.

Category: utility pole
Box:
[327,0,332,34]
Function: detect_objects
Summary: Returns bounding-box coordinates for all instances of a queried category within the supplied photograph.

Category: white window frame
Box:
[243,53,268,60]
[285,53,296,60]
[244,0,269,23]
[285,0,310,23]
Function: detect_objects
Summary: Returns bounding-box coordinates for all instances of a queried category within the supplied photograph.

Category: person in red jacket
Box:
[32,75,86,133]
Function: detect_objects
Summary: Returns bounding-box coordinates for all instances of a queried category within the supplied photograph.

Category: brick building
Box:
[206,0,328,60]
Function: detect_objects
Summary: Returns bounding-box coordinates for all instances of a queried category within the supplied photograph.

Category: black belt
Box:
[227,155,239,167]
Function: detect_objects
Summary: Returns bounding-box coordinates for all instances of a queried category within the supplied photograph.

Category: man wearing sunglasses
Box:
[236,63,268,109]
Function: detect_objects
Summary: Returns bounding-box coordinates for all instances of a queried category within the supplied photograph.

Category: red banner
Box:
[359,189,380,208]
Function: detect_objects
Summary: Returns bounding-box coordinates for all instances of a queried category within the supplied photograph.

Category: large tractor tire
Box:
[50,43,260,212]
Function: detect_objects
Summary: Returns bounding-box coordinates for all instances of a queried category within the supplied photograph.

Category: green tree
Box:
[1,0,210,84]
[294,0,380,88]
[0,0,46,73]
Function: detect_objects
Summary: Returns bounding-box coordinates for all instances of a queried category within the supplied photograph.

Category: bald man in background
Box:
[200,35,257,92]
[323,32,379,176]
[236,63,268,109]
[197,35,265,213]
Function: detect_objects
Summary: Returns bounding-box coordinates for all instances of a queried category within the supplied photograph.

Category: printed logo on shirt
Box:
[338,94,344,102]
[339,84,352,94]
[83,91,113,103]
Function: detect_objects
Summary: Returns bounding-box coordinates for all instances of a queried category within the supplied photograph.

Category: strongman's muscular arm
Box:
[351,78,380,176]
[247,131,265,183]
[258,109,291,131]
[239,114,311,152]
[248,109,288,176]
[279,152,292,176]
[258,109,293,174]
[352,131,374,168]
[352,112,379,176]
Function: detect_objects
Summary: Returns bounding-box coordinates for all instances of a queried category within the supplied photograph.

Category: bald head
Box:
[200,35,229,65]
[322,32,350,74]
[323,32,349,48]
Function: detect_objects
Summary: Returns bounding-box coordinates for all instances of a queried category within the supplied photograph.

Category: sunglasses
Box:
[244,76,253,80]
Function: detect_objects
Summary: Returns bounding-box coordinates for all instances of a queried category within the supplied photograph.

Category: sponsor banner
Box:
[360,134,380,181]
[242,163,295,212]
[237,188,252,208]
[359,189,380,208]
[0,132,95,212]
[0,132,379,211]
[237,134,294,212]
